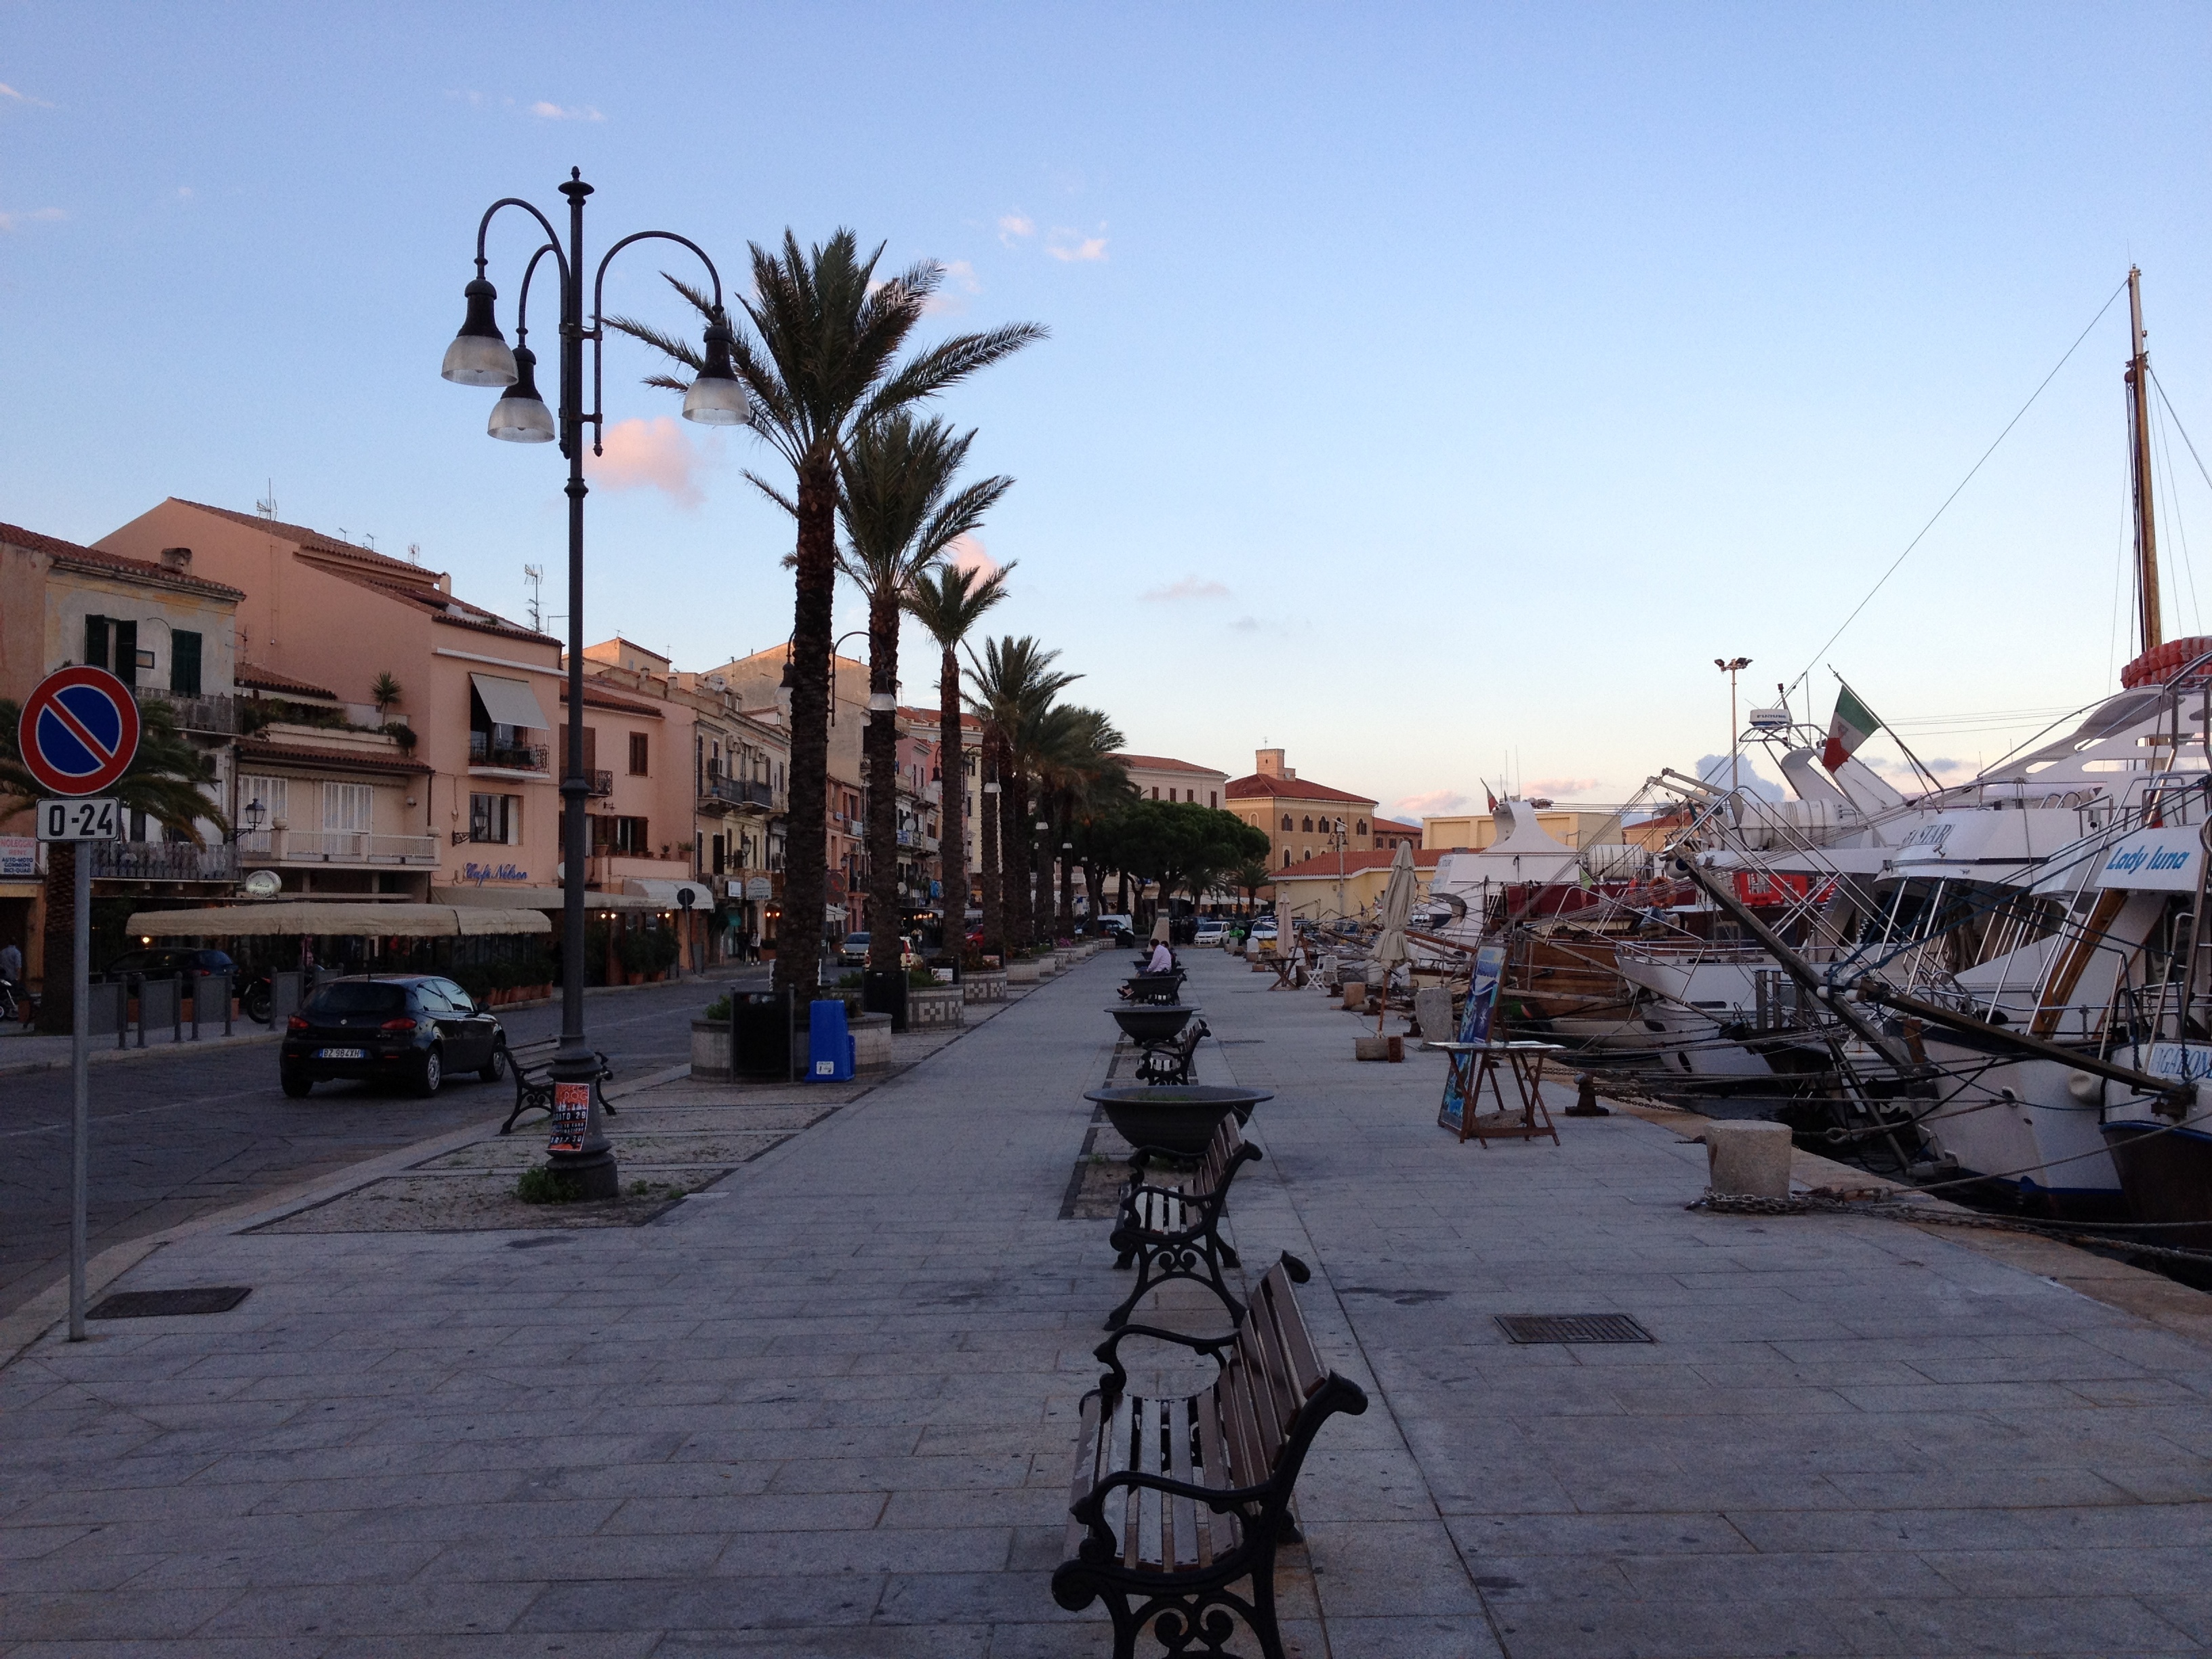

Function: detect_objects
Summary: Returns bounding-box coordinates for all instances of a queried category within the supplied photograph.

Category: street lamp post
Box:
[441,169,745,1200]
[1715,657,1752,797]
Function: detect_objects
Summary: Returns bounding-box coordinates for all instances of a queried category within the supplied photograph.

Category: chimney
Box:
[1256,747,1285,779]
[159,546,192,571]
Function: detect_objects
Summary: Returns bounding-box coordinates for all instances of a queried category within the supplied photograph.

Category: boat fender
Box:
[2065,1071,2103,1106]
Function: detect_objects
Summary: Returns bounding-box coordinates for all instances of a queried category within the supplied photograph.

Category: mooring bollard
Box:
[1704,1120,1793,1199]
[1565,1071,1610,1116]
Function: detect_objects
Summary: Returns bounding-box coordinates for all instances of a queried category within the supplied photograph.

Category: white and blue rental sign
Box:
[2095,827,2203,891]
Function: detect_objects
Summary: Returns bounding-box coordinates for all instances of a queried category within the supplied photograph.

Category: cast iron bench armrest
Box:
[500,1042,615,1136]
[1106,1123,1265,1328]
[1092,1252,1310,1403]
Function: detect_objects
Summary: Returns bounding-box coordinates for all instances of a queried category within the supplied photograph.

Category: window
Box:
[629,732,649,775]
[1281,814,1293,831]
[1301,816,1313,833]
[470,793,519,844]
[1356,819,1367,835]
[711,834,726,874]
[1281,848,1292,867]
[239,775,287,830]
[571,725,597,777]
[323,783,372,834]
[1151,786,1160,800]
[1210,792,1218,808]
[592,815,649,855]
[169,631,203,696]
[83,616,140,685]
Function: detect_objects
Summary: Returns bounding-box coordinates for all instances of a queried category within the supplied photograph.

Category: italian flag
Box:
[1821,684,1881,773]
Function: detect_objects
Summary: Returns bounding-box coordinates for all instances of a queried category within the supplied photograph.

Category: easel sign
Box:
[547,1082,590,1154]
[1438,943,1507,1132]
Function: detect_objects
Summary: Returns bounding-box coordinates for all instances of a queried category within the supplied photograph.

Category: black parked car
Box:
[280,975,508,1099]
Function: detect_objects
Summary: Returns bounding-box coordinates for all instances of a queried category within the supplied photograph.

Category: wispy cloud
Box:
[0,207,65,232]
[1231,615,1259,632]
[1396,790,1472,819]
[586,417,703,508]
[1046,230,1109,263]
[997,213,1034,247]
[944,534,999,577]
[1526,775,1601,798]
[0,82,54,108]
[1141,575,1230,602]
[923,258,981,316]
[529,100,604,122]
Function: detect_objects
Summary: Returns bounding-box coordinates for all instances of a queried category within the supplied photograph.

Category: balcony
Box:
[88,842,239,883]
[705,775,777,811]
[235,829,441,867]
[589,770,614,798]
[134,687,237,736]
[468,733,549,773]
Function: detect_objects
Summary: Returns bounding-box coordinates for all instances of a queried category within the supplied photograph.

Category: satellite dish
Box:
[242,869,281,899]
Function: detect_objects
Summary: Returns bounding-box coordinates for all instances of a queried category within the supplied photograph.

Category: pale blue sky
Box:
[4,3,2207,818]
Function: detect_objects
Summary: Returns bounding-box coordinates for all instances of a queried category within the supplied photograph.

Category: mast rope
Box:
[1788,276,2131,704]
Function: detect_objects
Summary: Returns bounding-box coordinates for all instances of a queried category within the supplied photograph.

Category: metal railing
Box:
[589,770,614,796]
[469,734,549,771]
[87,842,239,882]
[134,687,238,735]
[234,829,440,866]
[705,775,777,809]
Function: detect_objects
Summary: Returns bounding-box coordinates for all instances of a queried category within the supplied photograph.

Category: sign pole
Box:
[68,844,89,1341]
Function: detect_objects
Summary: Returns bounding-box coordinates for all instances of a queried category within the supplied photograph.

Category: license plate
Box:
[318,1047,365,1060]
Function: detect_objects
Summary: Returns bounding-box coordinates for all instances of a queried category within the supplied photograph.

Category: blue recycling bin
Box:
[807,998,855,1082]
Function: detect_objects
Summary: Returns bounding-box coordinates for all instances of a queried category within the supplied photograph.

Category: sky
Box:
[4,3,2209,823]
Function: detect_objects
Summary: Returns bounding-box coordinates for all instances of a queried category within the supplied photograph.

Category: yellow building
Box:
[1421,805,1618,852]
[1269,846,1443,921]
[1224,748,1380,872]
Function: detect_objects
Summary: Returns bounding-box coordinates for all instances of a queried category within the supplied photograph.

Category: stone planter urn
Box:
[691,1017,731,1079]
[1055,948,1080,973]
[1006,958,1048,985]
[907,981,964,1030]
[849,1010,894,1071]
[963,970,1008,1003]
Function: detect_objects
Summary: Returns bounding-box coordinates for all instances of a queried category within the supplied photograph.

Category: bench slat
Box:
[1261,1263,1328,1399]
[1108,1391,1141,1571]
[1136,1396,1166,1572]
[1167,1395,1201,1570]
[1247,1287,1306,1435]
[1066,1390,1104,1563]
[1191,1385,1240,1561]
[1234,1327,1288,1472]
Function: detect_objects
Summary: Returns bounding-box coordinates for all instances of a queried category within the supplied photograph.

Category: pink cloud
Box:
[1526,775,1601,798]
[1141,575,1230,602]
[945,534,998,577]
[1395,790,1473,818]
[1046,232,1109,263]
[587,417,702,507]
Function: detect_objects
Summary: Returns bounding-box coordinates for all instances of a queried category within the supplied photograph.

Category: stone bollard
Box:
[1703,1120,1793,1199]
[1353,1034,1390,1061]
[1341,980,1366,1012]
[1414,987,1454,1044]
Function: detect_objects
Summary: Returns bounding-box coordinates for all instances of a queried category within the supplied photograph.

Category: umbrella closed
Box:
[1370,840,1418,1032]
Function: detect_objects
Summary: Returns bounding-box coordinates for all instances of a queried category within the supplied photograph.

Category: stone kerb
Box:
[1006,958,1052,985]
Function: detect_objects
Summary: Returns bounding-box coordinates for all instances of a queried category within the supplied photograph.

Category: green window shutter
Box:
[170,631,203,696]
[112,621,138,687]
[83,615,109,669]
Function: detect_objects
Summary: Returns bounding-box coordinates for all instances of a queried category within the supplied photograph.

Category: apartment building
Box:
[1223,747,1381,871]
[1113,752,1230,810]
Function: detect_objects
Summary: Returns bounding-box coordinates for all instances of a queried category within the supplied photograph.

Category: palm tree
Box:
[1032,706,1127,939]
[964,636,1075,956]
[0,697,226,1033]
[837,415,1012,971]
[613,232,1042,998]
[905,558,1015,956]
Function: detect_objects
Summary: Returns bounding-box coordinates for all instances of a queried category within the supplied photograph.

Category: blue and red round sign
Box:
[18,665,141,796]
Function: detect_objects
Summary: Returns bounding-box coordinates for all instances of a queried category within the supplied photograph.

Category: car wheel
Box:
[280,1068,312,1099]
[478,1043,507,1085]
[413,1046,443,1099]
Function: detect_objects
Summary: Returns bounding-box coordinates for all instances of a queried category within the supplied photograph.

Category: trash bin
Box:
[861,968,909,1034]
[807,998,855,1082]
[731,988,793,1081]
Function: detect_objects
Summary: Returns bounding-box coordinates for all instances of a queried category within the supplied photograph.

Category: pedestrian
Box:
[0,939,20,988]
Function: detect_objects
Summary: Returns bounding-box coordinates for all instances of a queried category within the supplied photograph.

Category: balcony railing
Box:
[469,734,549,772]
[589,770,614,797]
[705,774,777,810]
[235,830,440,867]
[134,687,237,736]
[88,842,239,882]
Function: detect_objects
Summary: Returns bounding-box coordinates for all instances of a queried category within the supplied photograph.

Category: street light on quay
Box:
[1715,656,1753,798]
[441,168,745,1200]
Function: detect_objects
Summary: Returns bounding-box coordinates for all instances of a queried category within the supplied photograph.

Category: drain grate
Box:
[1496,1313,1652,1345]
[87,1287,252,1320]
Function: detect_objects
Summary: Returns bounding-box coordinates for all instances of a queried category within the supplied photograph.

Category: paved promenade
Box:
[6,949,2212,1655]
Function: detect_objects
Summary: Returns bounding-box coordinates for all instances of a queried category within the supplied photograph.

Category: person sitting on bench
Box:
[1144,939,1173,975]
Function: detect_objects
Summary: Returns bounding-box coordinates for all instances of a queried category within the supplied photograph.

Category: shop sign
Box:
[462,861,531,884]
[0,836,35,878]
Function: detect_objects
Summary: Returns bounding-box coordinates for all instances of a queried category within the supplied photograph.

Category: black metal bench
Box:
[1119,970,1186,1005]
[499,1036,616,1135]
[1107,1113,1260,1328]
[1054,1257,1369,1659]
[1134,1018,1208,1086]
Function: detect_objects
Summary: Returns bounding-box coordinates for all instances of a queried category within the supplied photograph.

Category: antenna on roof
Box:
[255,480,277,519]
[523,565,544,632]
[364,533,377,551]
[407,543,420,564]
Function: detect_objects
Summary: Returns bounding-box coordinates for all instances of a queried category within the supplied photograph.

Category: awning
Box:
[433,884,661,913]
[125,903,552,938]
[469,672,552,731]
[623,878,716,909]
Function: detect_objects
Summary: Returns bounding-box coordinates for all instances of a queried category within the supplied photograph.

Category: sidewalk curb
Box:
[0,1059,694,1372]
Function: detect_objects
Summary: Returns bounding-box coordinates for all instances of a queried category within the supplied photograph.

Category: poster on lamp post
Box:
[548,1082,590,1153]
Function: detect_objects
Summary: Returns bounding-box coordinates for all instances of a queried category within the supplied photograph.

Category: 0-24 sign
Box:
[36,798,123,842]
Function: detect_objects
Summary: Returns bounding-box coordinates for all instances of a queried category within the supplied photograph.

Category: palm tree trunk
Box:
[779,456,838,999]
[864,593,902,973]
[937,644,966,955]
[35,840,75,1034]
[1056,788,1076,939]
[1005,771,1031,948]
[979,734,1003,959]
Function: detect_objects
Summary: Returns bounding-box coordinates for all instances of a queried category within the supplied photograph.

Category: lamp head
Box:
[441,276,517,387]
[682,314,750,426]
[487,344,556,443]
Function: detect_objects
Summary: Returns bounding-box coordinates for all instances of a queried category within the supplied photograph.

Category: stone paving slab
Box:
[5,946,2212,1655]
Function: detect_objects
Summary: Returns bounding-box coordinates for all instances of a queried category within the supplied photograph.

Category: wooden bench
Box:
[1054,1258,1369,1659]
[1107,1113,1261,1329]
[1133,1018,1208,1086]
[499,1036,617,1135]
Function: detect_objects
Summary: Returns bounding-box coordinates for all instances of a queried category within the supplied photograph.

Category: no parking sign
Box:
[18,665,140,796]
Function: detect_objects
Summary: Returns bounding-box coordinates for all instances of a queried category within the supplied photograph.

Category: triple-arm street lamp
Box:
[1715,656,1753,799]
[441,168,747,1199]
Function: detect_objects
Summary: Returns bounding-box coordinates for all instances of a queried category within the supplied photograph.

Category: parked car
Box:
[279,975,508,1099]
[1192,919,1227,947]
[1094,913,1135,943]
[838,931,872,966]
[1249,921,1279,944]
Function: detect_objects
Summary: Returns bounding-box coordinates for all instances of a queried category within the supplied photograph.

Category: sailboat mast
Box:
[2128,266,2162,654]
